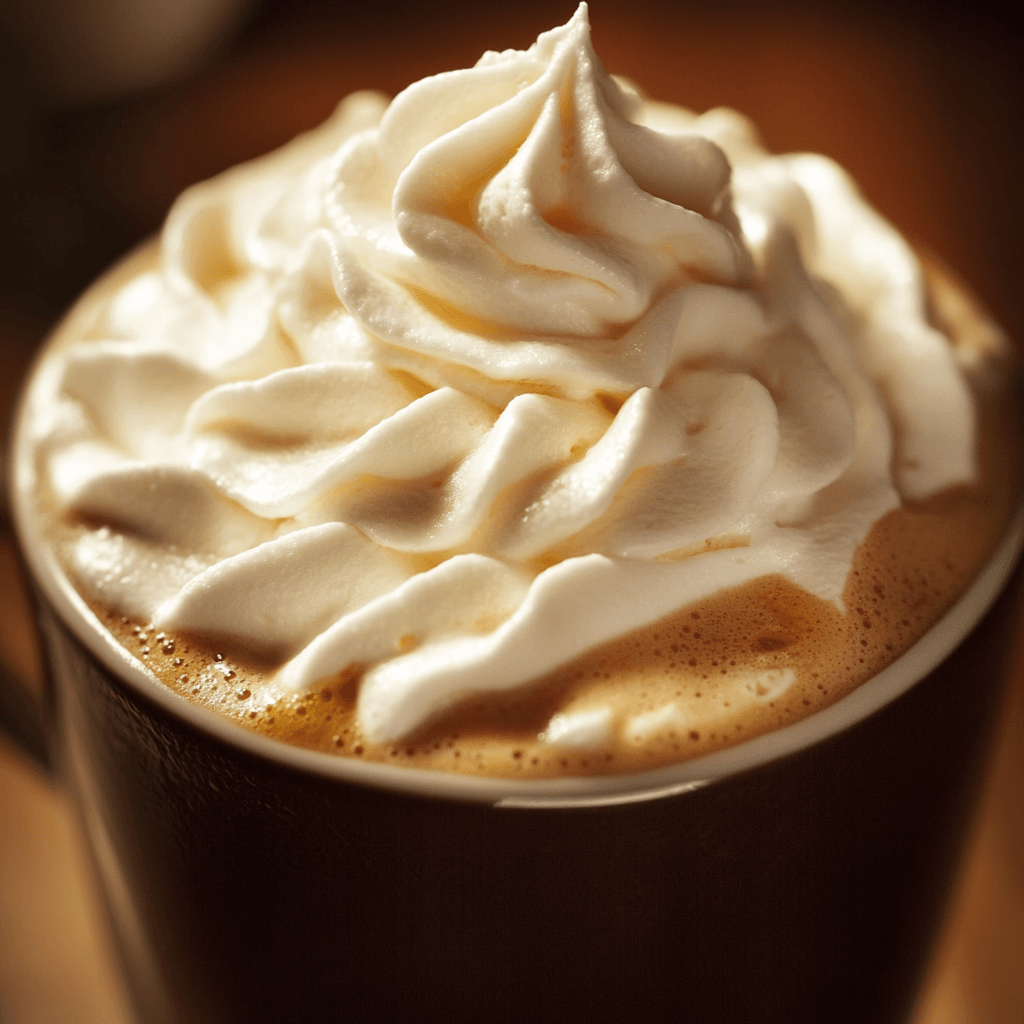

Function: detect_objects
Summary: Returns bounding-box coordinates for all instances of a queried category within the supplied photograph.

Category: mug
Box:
[3,337,1023,1023]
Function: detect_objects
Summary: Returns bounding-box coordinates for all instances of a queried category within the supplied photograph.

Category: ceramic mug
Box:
[3,342,1023,1023]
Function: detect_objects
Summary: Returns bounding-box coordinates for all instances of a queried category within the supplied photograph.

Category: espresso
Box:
[79,456,1012,777]
[35,248,1019,779]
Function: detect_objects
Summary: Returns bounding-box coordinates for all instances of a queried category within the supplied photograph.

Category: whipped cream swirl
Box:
[32,5,977,743]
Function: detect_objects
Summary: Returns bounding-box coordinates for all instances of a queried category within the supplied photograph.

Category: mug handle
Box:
[0,497,53,775]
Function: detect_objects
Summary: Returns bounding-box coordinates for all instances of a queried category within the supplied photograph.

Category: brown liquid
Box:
[87,459,1015,777]
[47,254,1024,778]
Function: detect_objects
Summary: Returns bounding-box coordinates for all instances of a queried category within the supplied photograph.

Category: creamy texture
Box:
[28,5,984,749]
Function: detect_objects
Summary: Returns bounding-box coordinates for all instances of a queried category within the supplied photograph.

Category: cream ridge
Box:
[26,5,987,750]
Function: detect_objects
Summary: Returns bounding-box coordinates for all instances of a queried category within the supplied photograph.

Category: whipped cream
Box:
[30,5,978,744]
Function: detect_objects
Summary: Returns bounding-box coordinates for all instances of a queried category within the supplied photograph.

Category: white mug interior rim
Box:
[10,295,1024,808]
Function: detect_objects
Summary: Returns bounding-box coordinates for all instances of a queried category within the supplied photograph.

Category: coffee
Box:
[21,7,1020,778]
[66,316,1019,777]
[37,249,1019,779]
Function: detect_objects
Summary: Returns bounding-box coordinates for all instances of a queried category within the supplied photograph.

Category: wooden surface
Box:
[1,4,1021,1019]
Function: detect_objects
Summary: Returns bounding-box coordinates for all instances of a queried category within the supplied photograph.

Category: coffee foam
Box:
[22,241,1010,778]
[81,457,1014,778]
[32,244,1016,778]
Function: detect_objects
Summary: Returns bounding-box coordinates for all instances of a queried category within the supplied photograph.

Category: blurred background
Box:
[1,0,1021,1021]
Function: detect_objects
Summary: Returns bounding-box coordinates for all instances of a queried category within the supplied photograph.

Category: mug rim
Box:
[10,253,1024,807]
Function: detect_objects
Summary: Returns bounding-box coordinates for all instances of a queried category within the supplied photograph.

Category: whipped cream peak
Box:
[32,9,979,745]
[325,2,748,345]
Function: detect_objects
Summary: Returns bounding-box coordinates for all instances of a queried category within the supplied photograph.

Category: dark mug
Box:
[4,339,1024,1024]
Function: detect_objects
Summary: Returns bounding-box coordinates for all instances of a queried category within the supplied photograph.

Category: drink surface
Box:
[30,245,1020,777]
[84,478,1018,777]
[19,6,1020,777]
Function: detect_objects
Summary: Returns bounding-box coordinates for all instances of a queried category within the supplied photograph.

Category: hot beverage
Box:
[5,9,1022,1023]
